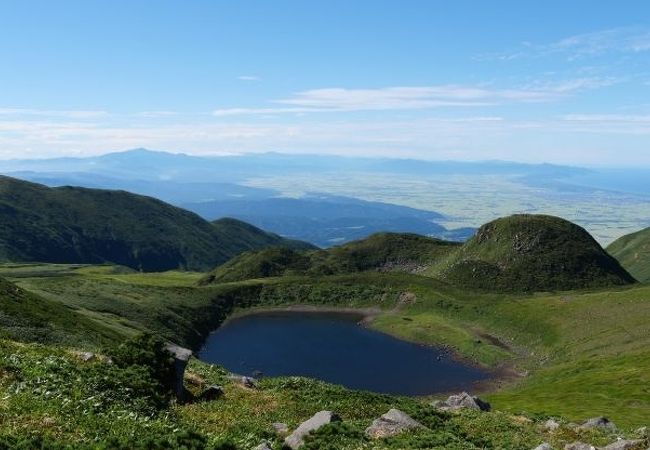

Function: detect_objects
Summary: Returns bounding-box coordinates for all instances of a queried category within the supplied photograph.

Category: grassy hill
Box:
[607,226,650,282]
[201,233,460,284]
[0,276,119,345]
[0,176,311,272]
[428,214,635,292]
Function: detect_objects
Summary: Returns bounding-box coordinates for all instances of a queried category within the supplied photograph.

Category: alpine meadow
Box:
[1,2,649,450]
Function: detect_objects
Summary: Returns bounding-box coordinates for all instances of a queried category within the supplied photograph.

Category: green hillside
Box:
[607,226,650,282]
[202,232,459,284]
[428,214,635,292]
[0,276,119,345]
[0,176,310,272]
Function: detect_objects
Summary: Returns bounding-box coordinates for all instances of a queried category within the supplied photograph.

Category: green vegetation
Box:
[607,226,650,282]
[427,214,635,292]
[0,176,311,272]
[2,261,650,430]
[0,338,635,449]
[1,212,649,447]
[202,232,460,284]
[0,276,120,346]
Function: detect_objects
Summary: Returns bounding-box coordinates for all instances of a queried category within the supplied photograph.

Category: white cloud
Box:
[480,26,650,61]
[212,83,598,117]
[563,114,650,123]
[0,108,107,119]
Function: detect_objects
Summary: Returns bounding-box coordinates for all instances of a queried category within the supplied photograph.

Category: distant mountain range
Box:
[0,176,311,271]
[0,148,592,182]
[3,148,649,247]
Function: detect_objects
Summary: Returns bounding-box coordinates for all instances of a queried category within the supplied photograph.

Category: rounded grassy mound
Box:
[432,214,635,292]
[607,226,650,283]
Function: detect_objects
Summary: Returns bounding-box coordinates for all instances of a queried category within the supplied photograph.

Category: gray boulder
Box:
[602,439,645,450]
[79,352,95,362]
[433,392,491,412]
[164,343,192,401]
[579,417,617,431]
[228,374,258,388]
[365,409,424,439]
[543,419,561,432]
[564,443,595,450]
[253,442,273,450]
[533,444,553,450]
[284,411,341,449]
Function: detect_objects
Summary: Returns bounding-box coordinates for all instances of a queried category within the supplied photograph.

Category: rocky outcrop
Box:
[601,439,645,450]
[164,343,192,401]
[78,352,95,362]
[579,417,617,431]
[432,392,491,411]
[543,419,561,432]
[564,443,595,450]
[228,374,258,388]
[365,409,424,438]
[284,411,341,449]
[533,443,553,450]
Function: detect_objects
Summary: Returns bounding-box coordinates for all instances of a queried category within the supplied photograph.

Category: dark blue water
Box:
[198,312,489,395]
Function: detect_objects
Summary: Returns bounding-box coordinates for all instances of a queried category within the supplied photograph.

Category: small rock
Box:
[79,352,95,362]
[253,442,272,450]
[164,343,193,362]
[273,422,289,435]
[579,417,617,431]
[602,439,645,450]
[198,385,224,401]
[365,408,424,439]
[533,443,553,450]
[228,374,258,388]
[635,427,647,438]
[433,392,491,412]
[543,419,561,432]
[284,411,341,449]
[564,443,595,450]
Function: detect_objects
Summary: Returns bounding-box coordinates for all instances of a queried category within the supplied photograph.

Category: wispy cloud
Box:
[563,114,650,123]
[2,113,649,164]
[0,108,107,119]
[479,26,650,61]
[212,83,597,116]
[237,75,261,81]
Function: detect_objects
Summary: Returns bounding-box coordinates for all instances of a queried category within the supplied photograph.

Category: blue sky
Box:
[1,0,649,165]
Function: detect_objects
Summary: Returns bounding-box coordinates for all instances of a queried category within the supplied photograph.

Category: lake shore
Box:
[206,303,520,396]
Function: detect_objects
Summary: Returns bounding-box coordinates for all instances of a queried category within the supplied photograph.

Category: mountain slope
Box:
[429,214,635,292]
[0,276,119,344]
[185,195,475,247]
[0,176,311,271]
[201,232,460,284]
[607,227,650,282]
